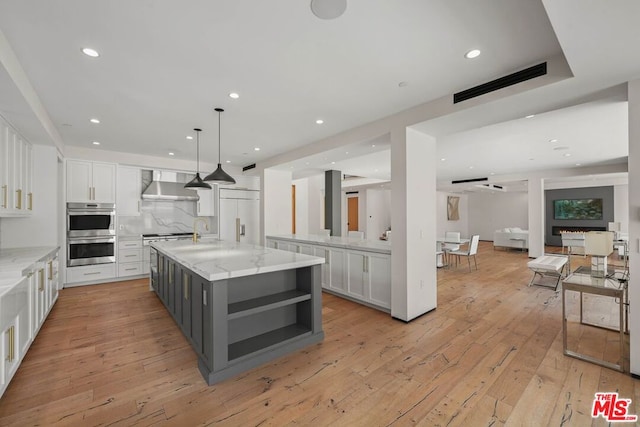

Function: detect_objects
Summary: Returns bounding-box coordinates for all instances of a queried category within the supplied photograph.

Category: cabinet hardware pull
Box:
[183,273,190,300]
[28,192,33,210]
[48,260,53,280]
[1,185,6,208]
[125,255,137,258]
[125,268,137,271]
[92,187,96,200]
[88,186,91,200]
[326,250,330,264]
[38,268,44,291]
[83,271,101,276]
[6,326,15,362]
[137,200,140,213]
[16,189,22,209]
[235,218,241,242]
[364,257,369,273]
[169,264,173,285]
[203,289,207,306]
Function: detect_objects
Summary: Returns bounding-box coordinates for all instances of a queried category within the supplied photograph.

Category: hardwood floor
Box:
[1,242,637,426]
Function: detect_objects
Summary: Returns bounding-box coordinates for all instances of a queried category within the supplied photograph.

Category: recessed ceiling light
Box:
[316,119,324,125]
[169,152,175,156]
[563,153,571,157]
[576,163,581,166]
[525,114,535,119]
[345,151,349,154]
[490,172,495,175]
[372,144,376,148]
[226,160,231,163]
[186,136,193,140]
[92,141,100,145]
[82,48,99,57]
[331,161,336,164]
[90,118,100,124]
[254,147,260,151]
[441,158,446,161]
[464,49,481,59]
[549,138,558,143]
[469,166,474,169]
[229,92,239,99]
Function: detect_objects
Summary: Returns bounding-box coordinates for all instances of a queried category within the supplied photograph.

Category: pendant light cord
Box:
[218,110,222,164]
[196,130,200,173]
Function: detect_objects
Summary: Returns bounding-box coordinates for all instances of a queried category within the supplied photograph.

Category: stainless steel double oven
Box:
[67,203,116,267]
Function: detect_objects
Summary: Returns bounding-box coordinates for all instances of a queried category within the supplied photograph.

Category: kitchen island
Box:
[150,239,325,385]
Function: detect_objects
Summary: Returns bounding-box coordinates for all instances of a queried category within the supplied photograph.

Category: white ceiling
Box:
[0,0,639,186]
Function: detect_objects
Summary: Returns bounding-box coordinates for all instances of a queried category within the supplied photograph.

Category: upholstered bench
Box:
[527,254,569,291]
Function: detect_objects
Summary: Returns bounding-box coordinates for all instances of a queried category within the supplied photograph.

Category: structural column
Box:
[628,80,640,375]
[324,170,341,236]
[390,127,437,321]
[527,178,544,258]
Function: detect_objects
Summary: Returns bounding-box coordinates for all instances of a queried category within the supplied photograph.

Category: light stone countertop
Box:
[151,239,324,282]
[266,234,392,255]
[0,246,60,287]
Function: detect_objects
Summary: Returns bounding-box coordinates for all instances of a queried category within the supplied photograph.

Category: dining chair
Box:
[442,231,461,266]
[450,234,480,272]
[348,231,365,240]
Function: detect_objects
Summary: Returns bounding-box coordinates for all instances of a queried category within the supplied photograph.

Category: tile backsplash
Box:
[118,200,216,236]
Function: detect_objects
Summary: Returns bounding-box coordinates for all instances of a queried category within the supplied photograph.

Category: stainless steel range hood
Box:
[141,170,199,201]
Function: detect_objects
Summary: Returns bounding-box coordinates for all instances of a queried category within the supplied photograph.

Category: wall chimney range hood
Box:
[141,170,199,201]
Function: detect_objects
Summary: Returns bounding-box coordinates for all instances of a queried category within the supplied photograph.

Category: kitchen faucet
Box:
[193,218,209,243]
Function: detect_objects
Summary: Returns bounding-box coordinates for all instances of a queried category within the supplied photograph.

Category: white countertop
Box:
[266,234,392,255]
[0,246,60,286]
[151,240,324,282]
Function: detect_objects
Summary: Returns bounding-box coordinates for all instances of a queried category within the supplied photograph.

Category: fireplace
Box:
[551,225,607,236]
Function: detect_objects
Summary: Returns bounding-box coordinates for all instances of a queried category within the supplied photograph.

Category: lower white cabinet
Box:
[327,247,347,293]
[66,264,116,284]
[118,238,146,278]
[1,276,29,394]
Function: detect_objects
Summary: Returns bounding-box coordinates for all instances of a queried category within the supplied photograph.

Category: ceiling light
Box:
[490,172,495,175]
[440,158,446,161]
[254,147,260,151]
[549,138,558,143]
[168,152,175,156]
[186,136,193,140]
[345,151,349,154]
[229,92,239,99]
[564,153,571,157]
[82,48,99,57]
[204,108,236,184]
[464,49,481,59]
[184,128,212,190]
[576,163,581,166]
[226,160,231,163]
[316,119,324,125]
[310,0,347,20]
[525,114,535,119]
[372,144,376,148]
[469,166,474,169]
[90,118,100,124]
[331,161,336,165]
[92,141,100,145]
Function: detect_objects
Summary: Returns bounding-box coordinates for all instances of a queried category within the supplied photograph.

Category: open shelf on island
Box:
[227,290,311,320]
[228,324,312,361]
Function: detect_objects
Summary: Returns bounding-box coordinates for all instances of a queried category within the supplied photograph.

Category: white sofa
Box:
[493,227,529,250]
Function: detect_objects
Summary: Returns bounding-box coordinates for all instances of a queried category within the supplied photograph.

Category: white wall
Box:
[366,188,391,240]
[436,192,469,238]
[307,174,324,234]
[1,144,59,247]
[466,191,528,240]
[261,168,292,241]
[614,184,629,232]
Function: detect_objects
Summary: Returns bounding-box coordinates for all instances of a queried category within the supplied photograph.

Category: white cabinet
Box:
[66,160,116,203]
[346,251,391,309]
[196,187,216,217]
[66,264,117,284]
[1,276,29,392]
[0,117,33,217]
[327,247,346,293]
[313,246,330,289]
[117,166,141,216]
[117,239,146,278]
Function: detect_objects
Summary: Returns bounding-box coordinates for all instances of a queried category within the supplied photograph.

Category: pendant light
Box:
[184,128,212,189]
[204,108,236,184]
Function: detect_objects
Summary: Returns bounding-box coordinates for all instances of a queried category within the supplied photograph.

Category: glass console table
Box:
[562,271,629,372]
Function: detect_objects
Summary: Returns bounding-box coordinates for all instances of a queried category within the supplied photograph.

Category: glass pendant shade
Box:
[204,108,236,184]
[185,128,212,189]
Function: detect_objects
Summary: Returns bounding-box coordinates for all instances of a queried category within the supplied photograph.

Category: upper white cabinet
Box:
[116,166,141,216]
[67,160,116,203]
[0,116,33,217]
[196,186,216,217]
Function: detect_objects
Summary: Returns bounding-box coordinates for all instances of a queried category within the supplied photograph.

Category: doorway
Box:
[348,197,358,231]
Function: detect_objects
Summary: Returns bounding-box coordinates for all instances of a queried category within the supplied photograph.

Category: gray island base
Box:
[150,240,325,385]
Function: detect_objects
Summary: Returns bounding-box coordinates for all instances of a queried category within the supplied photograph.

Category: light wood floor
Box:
[0,242,637,426]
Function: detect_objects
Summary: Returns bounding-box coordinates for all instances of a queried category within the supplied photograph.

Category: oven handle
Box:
[68,237,116,244]
[68,210,115,215]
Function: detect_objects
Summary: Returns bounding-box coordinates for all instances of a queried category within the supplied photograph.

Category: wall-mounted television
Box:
[553,198,603,220]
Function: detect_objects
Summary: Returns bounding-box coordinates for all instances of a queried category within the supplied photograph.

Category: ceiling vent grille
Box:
[451,177,488,184]
[242,163,256,172]
[453,62,547,104]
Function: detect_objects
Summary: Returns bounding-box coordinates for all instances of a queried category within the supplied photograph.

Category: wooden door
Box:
[348,197,358,231]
